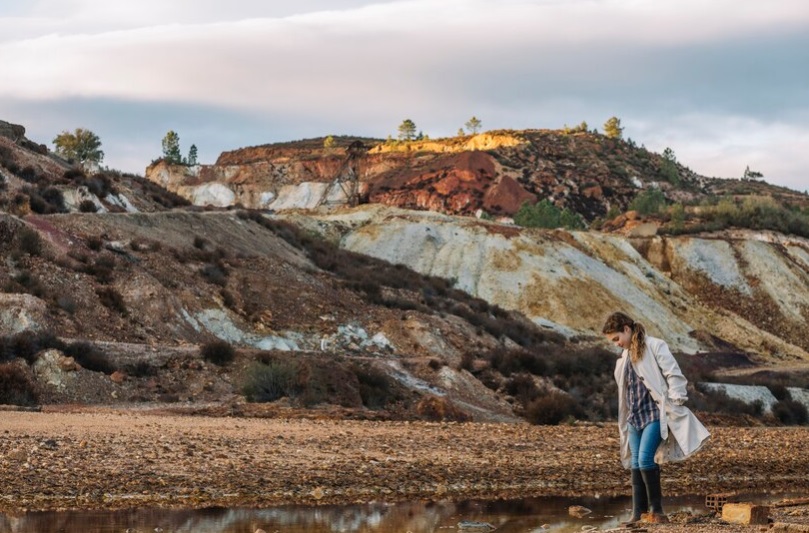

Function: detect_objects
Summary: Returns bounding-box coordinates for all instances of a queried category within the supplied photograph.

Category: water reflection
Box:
[0,495,707,533]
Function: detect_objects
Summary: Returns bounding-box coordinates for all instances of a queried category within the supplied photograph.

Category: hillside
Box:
[146,129,809,221]
[1,118,808,426]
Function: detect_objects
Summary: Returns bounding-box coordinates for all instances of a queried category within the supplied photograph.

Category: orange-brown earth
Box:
[1,407,807,516]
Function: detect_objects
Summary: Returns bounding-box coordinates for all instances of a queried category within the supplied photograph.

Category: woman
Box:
[602,312,710,525]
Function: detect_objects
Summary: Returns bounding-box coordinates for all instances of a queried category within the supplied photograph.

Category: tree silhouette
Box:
[465,116,482,134]
[187,144,198,166]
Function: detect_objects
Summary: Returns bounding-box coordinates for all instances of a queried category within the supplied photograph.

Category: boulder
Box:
[0,120,25,141]
[33,349,77,391]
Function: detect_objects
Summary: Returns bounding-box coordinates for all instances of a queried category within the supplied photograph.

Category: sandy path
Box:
[1,409,807,515]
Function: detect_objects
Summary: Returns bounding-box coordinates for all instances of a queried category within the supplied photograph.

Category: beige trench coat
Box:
[614,336,711,469]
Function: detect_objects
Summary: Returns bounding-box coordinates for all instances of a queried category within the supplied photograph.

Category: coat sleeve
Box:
[651,340,688,404]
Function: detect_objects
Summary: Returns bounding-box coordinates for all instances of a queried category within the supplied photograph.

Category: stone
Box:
[722,503,770,525]
[110,371,126,384]
[33,349,77,391]
[640,512,669,523]
[0,120,25,140]
[569,505,592,517]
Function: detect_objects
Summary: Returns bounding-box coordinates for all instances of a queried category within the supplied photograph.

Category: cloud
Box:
[1,0,808,188]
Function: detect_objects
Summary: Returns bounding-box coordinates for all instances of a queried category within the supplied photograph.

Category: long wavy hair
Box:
[602,311,647,363]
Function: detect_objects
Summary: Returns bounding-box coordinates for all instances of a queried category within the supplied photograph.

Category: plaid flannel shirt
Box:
[626,358,660,430]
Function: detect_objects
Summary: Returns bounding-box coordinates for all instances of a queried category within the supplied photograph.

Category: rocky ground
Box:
[1,407,807,529]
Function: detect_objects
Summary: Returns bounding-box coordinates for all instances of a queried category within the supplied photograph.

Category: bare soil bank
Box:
[1,408,807,519]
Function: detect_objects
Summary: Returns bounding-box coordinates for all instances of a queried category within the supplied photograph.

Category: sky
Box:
[1,0,808,191]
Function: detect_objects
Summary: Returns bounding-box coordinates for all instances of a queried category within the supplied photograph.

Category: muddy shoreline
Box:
[1,408,807,516]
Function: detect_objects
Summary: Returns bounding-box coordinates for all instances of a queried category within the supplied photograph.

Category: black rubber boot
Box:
[621,468,648,526]
[640,466,669,523]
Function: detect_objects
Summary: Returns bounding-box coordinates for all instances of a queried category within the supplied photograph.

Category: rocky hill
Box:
[1,118,808,424]
[145,130,808,220]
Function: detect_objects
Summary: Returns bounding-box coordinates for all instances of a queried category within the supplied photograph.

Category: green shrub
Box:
[0,363,39,406]
[514,199,560,228]
[200,340,236,366]
[629,187,666,215]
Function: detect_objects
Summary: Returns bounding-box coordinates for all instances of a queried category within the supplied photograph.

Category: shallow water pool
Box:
[0,494,711,533]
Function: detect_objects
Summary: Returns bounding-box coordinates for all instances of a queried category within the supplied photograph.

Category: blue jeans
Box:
[628,420,661,470]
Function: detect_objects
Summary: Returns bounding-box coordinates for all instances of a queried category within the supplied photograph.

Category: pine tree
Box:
[465,116,482,134]
[397,119,417,141]
[187,144,198,166]
[161,130,182,164]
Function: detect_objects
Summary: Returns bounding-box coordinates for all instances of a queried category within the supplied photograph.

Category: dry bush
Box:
[771,400,808,425]
[525,392,581,425]
[415,395,471,422]
[296,359,362,408]
[242,359,298,403]
[487,347,547,377]
[244,354,366,408]
[0,330,65,364]
[63,341,115,374]
[121,360,158,378]
[0,363,39,406]
[200,340,236,366]
[78,199,98,213]
[353,363,400,409]
[85,255,116,283]
[96,287,128,316]
[85,235,104,251]
[9,270,47,298]
[14,226,42,256]
[505,373,541,405]
[200,263,228,286]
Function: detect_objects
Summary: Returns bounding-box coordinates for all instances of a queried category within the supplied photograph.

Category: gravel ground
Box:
[0,408,807,533]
